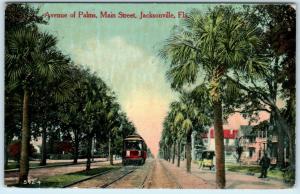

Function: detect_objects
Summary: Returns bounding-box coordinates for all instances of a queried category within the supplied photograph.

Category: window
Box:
[249,148,255,158]
[125,141,142,150]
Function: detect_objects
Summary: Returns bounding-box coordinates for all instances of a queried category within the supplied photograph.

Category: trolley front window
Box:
[125,140,143,150]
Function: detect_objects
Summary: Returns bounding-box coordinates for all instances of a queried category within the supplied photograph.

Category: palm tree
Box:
[160,6,266,188]
[174,94,209,173]
[168,102,182,166]
[30,65,74,166]
[81,73,109,170]
[6,28,70,184]
[83,100,100,171]
[162,113,176,164]
[63,67,91,164]
[163,128,173,162]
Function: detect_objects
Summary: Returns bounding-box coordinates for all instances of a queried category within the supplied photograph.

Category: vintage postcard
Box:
[4,1,296,189]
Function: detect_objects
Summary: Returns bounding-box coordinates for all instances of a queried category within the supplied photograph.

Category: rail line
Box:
[99,167,138,188]
[63,168,119,188]
[139,159,156,188]
[64,166,139,188]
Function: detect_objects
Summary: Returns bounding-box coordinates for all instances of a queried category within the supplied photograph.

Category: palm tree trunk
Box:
[108,131,113,165]
[276,127,285,168]
[186,130,192,173]
[213,99,226,189]
[86,135,92,171]
[73,128,79,164]
[19,89,30,184]
[164,146,168,161]
[91,137,95,162]
[40,127,47,166]
[172,143,176,164]
[4,134,10,169]
[4,145,8,169]
[166,147,169,161]
[177,140,181,167]
[168,146,171,162]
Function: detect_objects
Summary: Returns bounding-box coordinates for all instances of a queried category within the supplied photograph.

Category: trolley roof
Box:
[124,134,144,141]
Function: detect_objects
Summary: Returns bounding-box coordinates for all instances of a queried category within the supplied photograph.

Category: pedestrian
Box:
[258,153,271,178]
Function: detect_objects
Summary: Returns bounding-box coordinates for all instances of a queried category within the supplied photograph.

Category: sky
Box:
[32,3,269,156]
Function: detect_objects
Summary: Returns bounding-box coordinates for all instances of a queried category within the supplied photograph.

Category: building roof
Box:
[202,128,239,139]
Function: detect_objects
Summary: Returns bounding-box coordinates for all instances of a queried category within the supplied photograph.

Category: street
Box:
[5,158,288,189]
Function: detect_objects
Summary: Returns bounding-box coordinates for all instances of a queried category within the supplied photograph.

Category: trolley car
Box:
[122,134,147,165]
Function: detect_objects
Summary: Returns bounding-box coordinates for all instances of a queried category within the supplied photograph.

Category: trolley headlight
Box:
[126,150,130,157]
[138,151,141,156]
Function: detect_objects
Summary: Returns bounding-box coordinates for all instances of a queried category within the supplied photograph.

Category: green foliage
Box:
[5,3,47,31]
[160,91,211,155]
[5,4,136,172]
[160,6,266,96]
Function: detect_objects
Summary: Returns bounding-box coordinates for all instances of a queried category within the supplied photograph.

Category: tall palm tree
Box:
[6,28,70,184]
[82,73,109,170]
[174,94,209,173]
[105,102,119,165]
[168,102,182,166]
[160,6,266,188]
[163,112,177,164]
[31,65,74,166]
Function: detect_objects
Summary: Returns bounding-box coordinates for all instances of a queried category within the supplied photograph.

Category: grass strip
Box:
[17,166,120,188]
[226,164,284,179]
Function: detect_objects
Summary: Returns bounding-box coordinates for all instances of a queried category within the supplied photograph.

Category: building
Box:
[201,128,239,163]
[192,123,282,165]
[238,125,278,165]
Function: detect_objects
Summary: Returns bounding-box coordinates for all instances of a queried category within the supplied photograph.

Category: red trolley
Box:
[122,134,147,165]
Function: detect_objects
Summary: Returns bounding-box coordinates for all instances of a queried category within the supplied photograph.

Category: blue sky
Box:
[31,3,263,155]
[30,3,215,155]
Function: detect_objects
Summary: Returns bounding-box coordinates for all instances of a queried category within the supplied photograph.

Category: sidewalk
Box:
[5,159,121,186]
[5,158,108,172]
[162,159,290,189]
[161,159,214,188]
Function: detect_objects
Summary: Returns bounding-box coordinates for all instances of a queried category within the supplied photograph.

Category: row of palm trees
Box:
[5,4,136,185]
[160,90,210,172]
[159,5,296,188]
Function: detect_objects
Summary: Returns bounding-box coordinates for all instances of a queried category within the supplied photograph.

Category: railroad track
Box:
[63,168,119,188]
[99,167,138,188]
[158,159,183,189]
[139,159,156,188]
[64,166,139,188]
